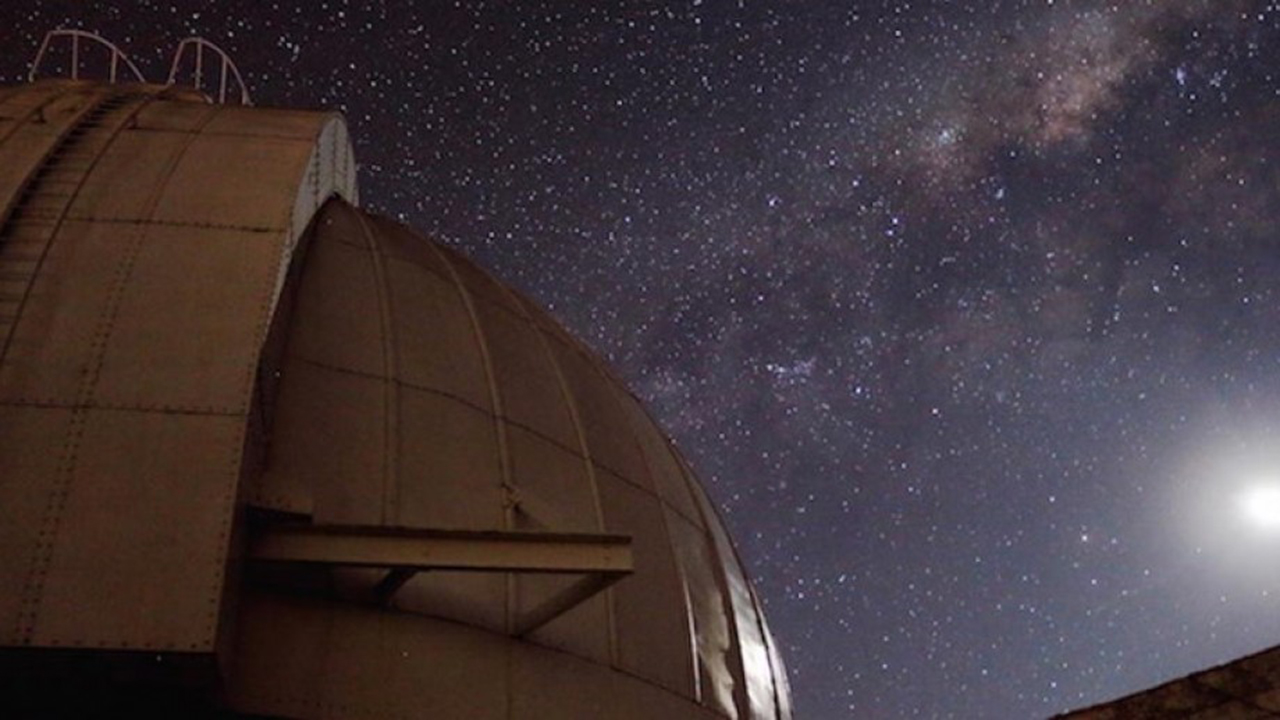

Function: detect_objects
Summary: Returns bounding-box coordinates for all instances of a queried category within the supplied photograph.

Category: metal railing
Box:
[167,37,252,106]
[28,29,147,84]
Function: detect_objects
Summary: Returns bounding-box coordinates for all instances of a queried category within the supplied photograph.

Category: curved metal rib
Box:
[167,37,252,106]
[28,29,147,84]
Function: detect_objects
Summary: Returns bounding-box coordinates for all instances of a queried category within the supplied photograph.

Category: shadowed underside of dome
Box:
[0,79,790,719]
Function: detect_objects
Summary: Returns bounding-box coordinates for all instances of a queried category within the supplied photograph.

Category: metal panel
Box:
[220,591,333,718]
[226,590,509,720]
[509,642,620,719]
[396,570,508,634]
[30,409,242,651]
[0,89,96,211]
[0,405,73,644]
[383,250,492,410]
[508,423,597,533]
[759,605,794,719]
[510,643,724,720]
[618,390,705,527]
[510,424,610,660]
[365,213,451,277]
[92,225,281,412]
[477,297,579,450]
[548,335,653,489]
[441,242,526,316]
[693,479,780,720]
[598,469,697,695]
[131,100,221,132]
[284,211,385,379]
[396,384,505,529]
[0,220,124,403]
[668,508,742,719]
[151,131,312,229]
[262,361,384,521]
[67,128,204,220]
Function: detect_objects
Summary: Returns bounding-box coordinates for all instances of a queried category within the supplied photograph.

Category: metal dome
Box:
[0,78,790,718]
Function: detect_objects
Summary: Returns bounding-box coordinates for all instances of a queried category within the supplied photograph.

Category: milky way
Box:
[6,2,1280,717]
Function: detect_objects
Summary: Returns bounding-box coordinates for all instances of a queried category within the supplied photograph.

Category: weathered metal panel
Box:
[131,100,222,133]
[476,297,579,450]
[442,243,526,317]
[668,508,742,719]
[509,643,724,720]
[267,362,384,521]
[396,570,508,634]
[383,250,492,410]
[67,128,205,221]
[510,424,611,662]
[284,214,385,379]
[395,384,504,530]
[548,335,653,489]
[0,89,96,211]
[92,225,281,413]
[508,423,597,533]
[0,220,123,403]
[598,469,697,696]
[30,409,242,651]
[619,390,706,527]
[693,479,779,720]
[0,405,73,645]
[228,591,509,719]
[365,213,450,277]
[151,132,312,229]
[760,608,794,719]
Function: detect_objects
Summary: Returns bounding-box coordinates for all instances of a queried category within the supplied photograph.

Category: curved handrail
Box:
[28,29,147,84]
[167,37,252,106]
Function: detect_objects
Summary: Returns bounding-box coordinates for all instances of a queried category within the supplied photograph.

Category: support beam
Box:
[513,572,625,637]
[248,524,634,633]
[249,524,633,574]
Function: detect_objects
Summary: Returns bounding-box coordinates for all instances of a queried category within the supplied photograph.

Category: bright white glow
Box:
[1239,484,1280,531]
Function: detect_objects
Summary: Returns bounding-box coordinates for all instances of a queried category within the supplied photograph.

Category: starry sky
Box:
[7,2,1280,717]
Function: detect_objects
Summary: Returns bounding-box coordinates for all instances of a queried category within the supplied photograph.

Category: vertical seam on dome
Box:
[677,452,752,719]
[600,376,702,697]
[418,242,515,635]
[699,473,782,719]
[505,289,618,665]
[352,211,400,526]
[750,583,787,718]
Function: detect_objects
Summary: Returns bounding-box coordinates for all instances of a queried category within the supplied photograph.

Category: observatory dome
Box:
[0,77,790,718]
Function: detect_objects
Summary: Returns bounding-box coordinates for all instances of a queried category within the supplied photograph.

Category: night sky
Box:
[7,2,1280,717]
